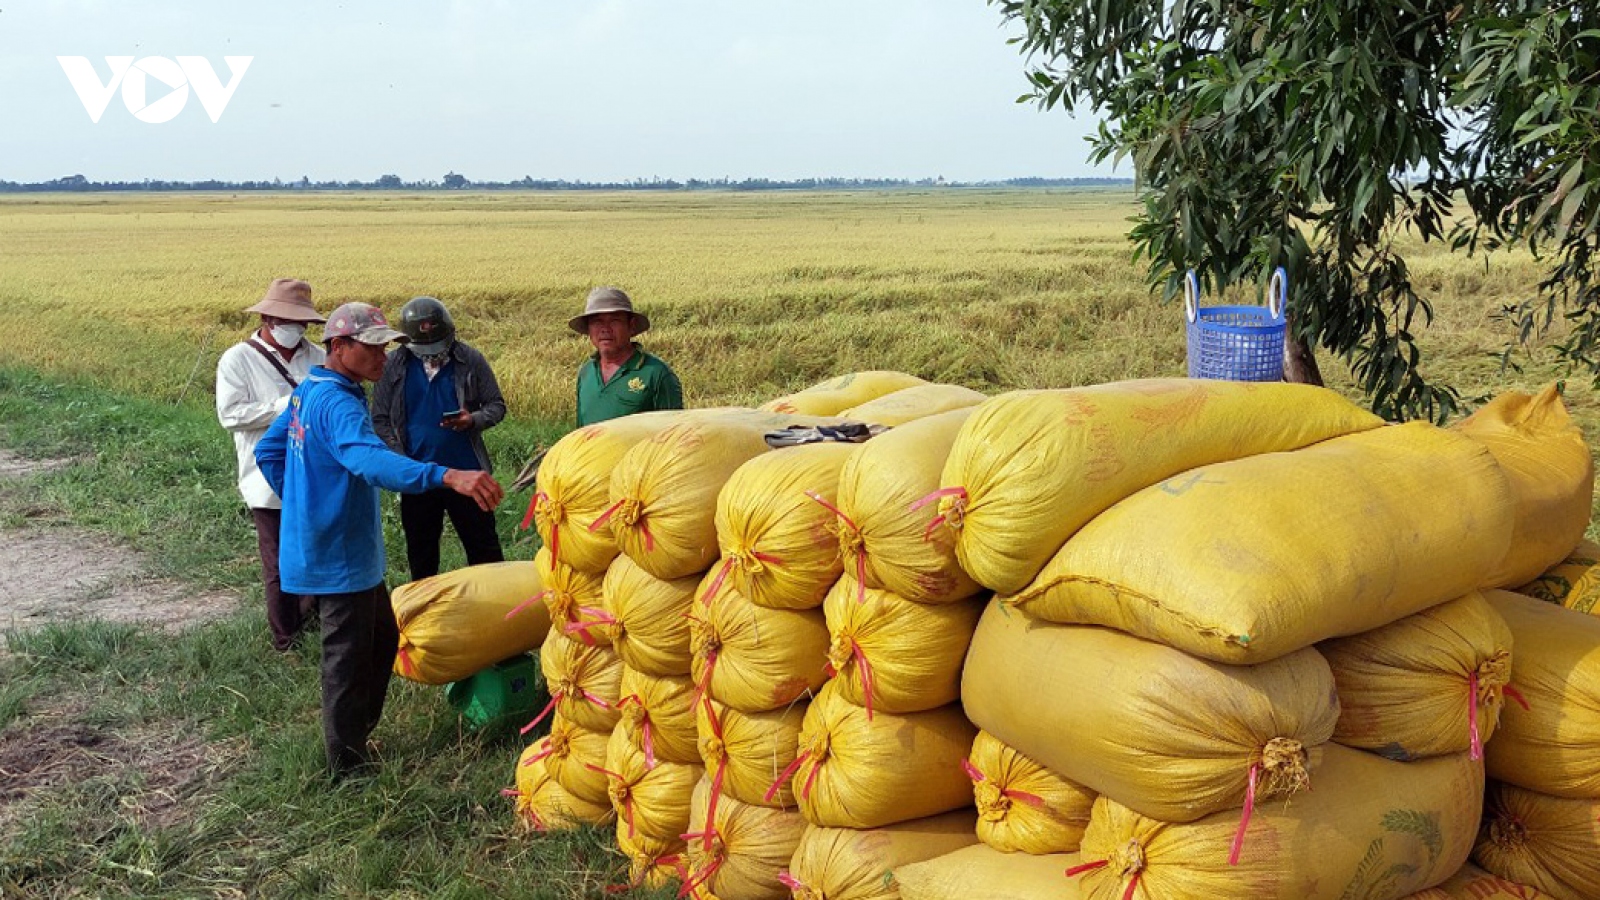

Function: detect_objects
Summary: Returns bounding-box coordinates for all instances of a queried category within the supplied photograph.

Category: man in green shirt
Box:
[571,286,684,427]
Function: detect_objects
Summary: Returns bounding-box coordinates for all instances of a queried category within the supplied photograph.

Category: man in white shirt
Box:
[216,278,327,652]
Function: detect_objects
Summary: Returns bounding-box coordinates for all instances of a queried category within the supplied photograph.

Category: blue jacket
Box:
[257,366,447,595]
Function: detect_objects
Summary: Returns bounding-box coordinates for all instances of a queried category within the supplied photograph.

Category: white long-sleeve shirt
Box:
[216,333,326,508]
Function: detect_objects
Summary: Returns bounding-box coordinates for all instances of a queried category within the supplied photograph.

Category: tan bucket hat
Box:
[568,286,651,336]
[244,278,326,323]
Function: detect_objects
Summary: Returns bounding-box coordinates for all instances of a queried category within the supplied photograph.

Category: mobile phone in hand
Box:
[440,409,463,426]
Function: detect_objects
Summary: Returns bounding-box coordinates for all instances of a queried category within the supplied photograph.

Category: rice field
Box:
[0,188,1577,429]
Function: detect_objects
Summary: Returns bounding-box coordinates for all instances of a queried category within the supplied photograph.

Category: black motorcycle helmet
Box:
[399,296,456,355]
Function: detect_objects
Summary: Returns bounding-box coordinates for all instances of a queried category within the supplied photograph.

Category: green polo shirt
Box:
[576,343,684,427]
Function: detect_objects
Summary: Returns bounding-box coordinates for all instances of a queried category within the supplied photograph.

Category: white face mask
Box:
[269,323,307,347]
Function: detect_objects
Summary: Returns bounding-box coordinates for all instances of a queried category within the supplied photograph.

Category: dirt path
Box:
[0,450,240,653]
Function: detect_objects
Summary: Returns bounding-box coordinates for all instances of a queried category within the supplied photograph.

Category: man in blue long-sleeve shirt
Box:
[257,301,503,776]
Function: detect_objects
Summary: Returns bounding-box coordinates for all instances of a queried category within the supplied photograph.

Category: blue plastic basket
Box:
[1185,268,1288,382]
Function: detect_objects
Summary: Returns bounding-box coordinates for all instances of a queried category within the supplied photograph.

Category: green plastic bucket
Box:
[444,653,543,730]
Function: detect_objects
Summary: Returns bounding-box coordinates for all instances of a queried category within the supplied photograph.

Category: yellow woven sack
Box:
[783,811,980,900]
[1455,384,1594,590]
[538,626,623,733]
[535,547,611,647]
[604,725,704,849]
[529,410,689,574]
[1076,745,1483,900]
[823,576,983,716]
[894,844,1087,900]
[697,697,807,809]
[785,682,976,829]
[391,561,551,684]
[1009,422,1515,664]
[834,408,981,605]
[1403,863,1556,900]
[837,383,987,427]
[606,554,698,677]
[937,379,1385,595]
[762,371,929,416]
[607,418,776,580]
[618,826,689,893]
[713,442,858,610]
[1319,592,1513,760]
[1517,539,1600,615]
[511,740,613,831]
[616,667,700,767]
[690,575,830,714]
[535,713,613,807]
[1484,589,1600,798]
[968,730,1095,855]
[961,601,1336,823]
[683,775,808,900]
[1474,781,1600,900]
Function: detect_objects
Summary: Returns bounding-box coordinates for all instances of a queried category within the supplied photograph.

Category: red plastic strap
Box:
[700,692,724,739]
[582,762,625,781]
[521,743,556,766]
[500,787,520,797]
[579,688,612,710]
[777,871,805,891]
[397,647,414,677]
[854,552,868,603]
[910,486,967,512]
[641,517,656,553]
[704,762,726,850]
[579,606,618,626]
[1004,788,1047,808]
[700,557,734,607]
[853,640,877,721]
[1504,684,1530,711]
[504,589,551,622]
[1066,860,1108,877]
[550,524,561,565]
[588,499,625,533]
[678,856,723,899]
[642,718,657,770]
[1123,873,1141,900]
[804,490,860,534]
[802,753,823,800]
[694,648,719,703]
[520,492,544,530]
[765,750,810,803]
[962,758,986,783]
[520,692,562,735]
[751,550,784,566]
[1228,763,1260,866]
[1468,672,1483,762]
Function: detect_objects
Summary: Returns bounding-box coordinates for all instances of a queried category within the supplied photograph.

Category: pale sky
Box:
[0,1,1108,183]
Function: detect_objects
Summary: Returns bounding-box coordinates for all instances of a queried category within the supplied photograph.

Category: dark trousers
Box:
[250,507,311,652]
[399,487,504,580]
[315,583,399,774]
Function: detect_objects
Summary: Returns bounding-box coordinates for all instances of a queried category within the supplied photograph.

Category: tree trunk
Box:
[1283,331,1324,385]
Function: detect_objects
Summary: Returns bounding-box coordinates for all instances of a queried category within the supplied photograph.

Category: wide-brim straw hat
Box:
[568,286,651,336]
[243,278,326,323]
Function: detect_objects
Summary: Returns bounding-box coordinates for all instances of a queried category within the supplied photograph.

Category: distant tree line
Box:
[0,172,1132,193]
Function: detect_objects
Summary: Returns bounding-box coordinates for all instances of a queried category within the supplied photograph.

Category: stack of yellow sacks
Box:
[898,380,1591,900]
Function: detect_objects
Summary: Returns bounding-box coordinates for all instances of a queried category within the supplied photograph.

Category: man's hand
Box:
[443,469,505,511]
[440,411,474,432]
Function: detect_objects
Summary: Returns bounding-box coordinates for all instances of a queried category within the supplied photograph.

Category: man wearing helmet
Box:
[257,302,504,776]
[216,277,327,653]
[372,296,508,580]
